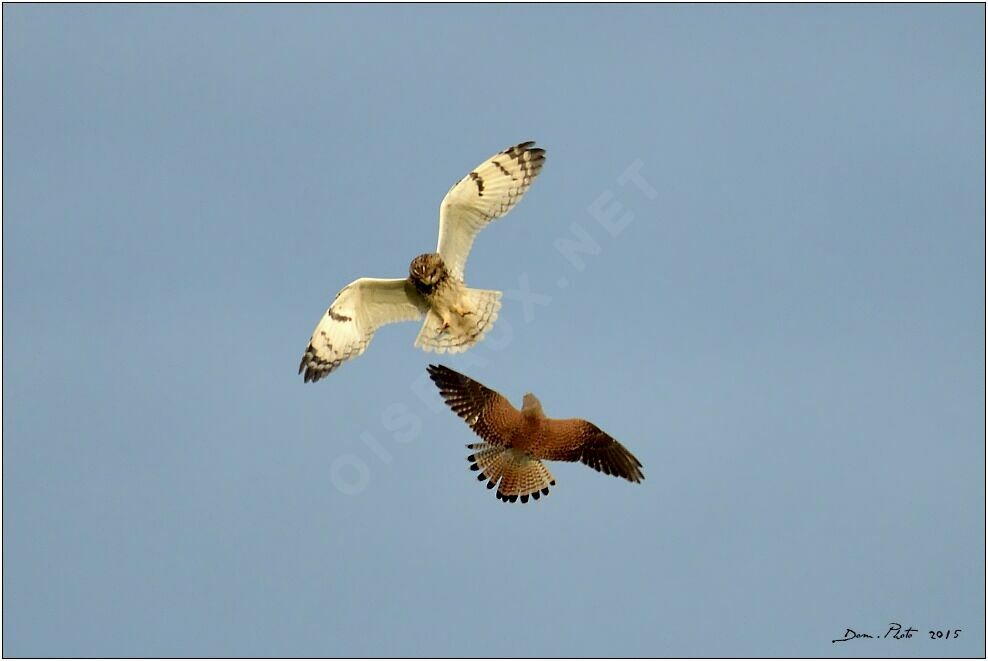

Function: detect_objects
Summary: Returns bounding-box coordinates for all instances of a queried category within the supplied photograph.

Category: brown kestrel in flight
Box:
[298,142,546,382]
[427,364,644,503]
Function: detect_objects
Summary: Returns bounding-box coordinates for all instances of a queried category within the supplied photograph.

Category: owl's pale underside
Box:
[299,141,546,382]
[427,364,645,503]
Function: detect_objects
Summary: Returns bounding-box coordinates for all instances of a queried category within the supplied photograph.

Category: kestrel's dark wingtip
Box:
[426,363,447,383]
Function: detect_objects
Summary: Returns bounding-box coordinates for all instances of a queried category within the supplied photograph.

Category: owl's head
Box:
[409,253,447,290]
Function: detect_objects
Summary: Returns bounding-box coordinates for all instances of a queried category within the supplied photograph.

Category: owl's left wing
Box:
[436,141,546,281]
[299,278,428,382]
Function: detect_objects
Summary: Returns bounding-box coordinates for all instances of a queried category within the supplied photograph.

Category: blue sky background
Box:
[3,4,984,657]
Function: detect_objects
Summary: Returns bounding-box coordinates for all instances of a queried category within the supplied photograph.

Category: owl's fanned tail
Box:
[466,443,555,503]
[414,288,501,354]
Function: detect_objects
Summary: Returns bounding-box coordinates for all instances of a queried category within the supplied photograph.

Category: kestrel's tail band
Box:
[414,288,501,354]
[466,443,555,504]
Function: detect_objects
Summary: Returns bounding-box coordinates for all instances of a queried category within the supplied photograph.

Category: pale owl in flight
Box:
[299,142,546,382]
[427,365,644,503]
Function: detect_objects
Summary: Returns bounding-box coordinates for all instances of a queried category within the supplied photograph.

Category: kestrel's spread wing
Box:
[427,364,644,503]
[426,363,522,447]
[538,419,645,483]
[299,278,428,382]
[436,141,546,281]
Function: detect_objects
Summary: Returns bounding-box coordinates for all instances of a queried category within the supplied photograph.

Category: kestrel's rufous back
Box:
[427,364,644,503]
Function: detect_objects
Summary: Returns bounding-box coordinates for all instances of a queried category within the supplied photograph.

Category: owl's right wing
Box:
[299,278,428,382]
[435,141,546,281]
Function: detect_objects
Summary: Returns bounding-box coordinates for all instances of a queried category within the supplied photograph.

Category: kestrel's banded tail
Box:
[466,442,556,503]
[427,364,644,504]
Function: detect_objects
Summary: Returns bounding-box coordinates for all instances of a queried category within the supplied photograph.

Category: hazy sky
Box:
[3,4,984,657]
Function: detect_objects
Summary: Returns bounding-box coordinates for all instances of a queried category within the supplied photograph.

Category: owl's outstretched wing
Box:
[436,141,546,281]
[299,278,428,382]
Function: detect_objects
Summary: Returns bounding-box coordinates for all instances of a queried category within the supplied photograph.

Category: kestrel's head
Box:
[522,392,545,417]
[409,253,447,291]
